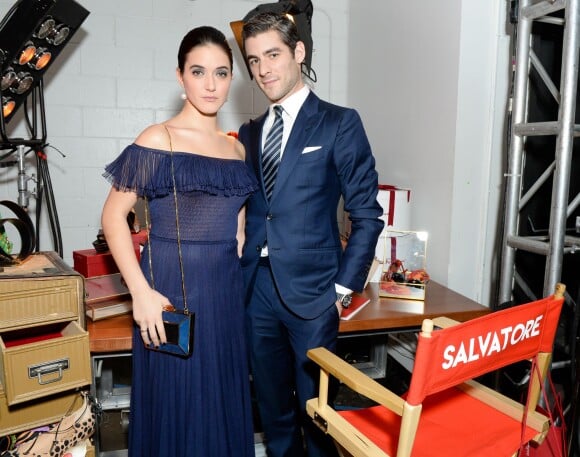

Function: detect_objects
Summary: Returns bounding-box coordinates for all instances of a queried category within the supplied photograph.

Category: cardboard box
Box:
[379,230,429,301]
[0,252,85,331]
[0,321,91,405]
[0,382,84,436]
[73,246,140,278]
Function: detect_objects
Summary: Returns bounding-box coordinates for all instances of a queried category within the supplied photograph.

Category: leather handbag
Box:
[157,306,195,357]
[143,126,195,358]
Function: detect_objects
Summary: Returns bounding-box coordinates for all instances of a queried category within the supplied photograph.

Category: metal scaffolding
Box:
[499,0,580,303]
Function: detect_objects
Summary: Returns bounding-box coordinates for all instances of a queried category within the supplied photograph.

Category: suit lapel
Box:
[271,93,325,203]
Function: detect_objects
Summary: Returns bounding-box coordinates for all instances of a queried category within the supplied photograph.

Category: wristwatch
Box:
[336,292,353,309]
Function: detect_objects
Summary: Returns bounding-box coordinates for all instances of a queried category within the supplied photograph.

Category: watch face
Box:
[342,295,352,308]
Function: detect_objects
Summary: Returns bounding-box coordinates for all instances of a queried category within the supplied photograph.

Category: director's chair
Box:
[306,283,565,456]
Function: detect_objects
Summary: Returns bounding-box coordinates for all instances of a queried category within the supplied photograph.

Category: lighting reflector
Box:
[2,97,15,117]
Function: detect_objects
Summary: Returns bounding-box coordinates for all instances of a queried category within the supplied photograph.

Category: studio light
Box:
[0,0,89,259]
[230,0,315,81]
[18,42,37,65]
[0,0,89,131]
[2,97,15,117]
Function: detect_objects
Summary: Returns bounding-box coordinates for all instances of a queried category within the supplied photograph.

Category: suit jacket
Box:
[239,91,384,319]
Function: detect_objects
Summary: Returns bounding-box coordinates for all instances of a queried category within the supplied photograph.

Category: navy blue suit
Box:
[240,91,383,456]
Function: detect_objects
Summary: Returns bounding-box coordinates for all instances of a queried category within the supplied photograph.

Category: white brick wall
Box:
[0,0,511,303]
[0,0,349,266]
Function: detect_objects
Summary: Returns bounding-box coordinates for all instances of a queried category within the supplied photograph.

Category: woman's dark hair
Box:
[241,12,301,55]
[177,26,233,73]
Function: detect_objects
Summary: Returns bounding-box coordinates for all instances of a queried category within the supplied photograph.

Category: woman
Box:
[101,26,257,456]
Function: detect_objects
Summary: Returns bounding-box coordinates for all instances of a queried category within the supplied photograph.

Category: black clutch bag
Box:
[146,309,194,358]
[143,125,195,358]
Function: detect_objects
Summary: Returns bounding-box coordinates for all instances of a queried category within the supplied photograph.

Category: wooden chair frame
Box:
[306,284,565,457]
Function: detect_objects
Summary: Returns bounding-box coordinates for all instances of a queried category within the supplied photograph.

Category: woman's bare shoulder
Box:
[134,124,171,151]
[233,138,246,160]
[224,132,245,160]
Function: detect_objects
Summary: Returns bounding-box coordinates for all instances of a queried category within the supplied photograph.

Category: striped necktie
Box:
[262,105,284,201]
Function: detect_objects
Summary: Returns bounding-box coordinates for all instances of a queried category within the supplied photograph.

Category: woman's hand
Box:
[131,287,173,347]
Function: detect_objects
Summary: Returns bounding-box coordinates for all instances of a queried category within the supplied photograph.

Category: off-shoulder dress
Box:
[104,144,258,457]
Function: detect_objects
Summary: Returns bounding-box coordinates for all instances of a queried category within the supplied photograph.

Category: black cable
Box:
[571,369,580,457]
[570,296,579,388]
[39,150,62,257]
[302,65,317,83]
[494,7,519,309]
[39,158,57,254]
[34,147,63,257]
[47,163,63,257]
[509,0,519,25]
[48,155,63,256]
[34,151,43,252]
[568,291,580,456]
[0,147,17,161]
[23,96,34,137]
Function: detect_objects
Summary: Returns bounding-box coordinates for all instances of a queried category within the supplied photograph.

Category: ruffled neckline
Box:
[103,143,258,199]
[131,143,245,163]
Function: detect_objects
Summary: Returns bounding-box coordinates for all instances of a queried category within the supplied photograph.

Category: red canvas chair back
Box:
[305,284,565,457]
[407,285,565,406]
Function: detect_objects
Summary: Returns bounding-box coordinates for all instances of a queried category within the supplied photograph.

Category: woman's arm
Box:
[101,187,170,347]
[236,205,246,258]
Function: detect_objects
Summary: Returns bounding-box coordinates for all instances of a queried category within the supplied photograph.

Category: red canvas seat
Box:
[306,284,565,457]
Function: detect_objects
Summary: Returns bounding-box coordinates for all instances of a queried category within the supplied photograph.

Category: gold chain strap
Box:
[143,125,188,312]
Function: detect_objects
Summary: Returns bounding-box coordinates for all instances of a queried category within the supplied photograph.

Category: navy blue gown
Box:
[104,144,258,457]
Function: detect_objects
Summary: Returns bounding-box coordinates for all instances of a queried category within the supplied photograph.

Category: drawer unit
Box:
[0,252,85,331]
[0,382,84,436]
[0,321,91,405]
[0,251,91,440]
[0,277,83,330]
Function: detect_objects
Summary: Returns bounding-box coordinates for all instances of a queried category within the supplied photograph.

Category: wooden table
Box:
[336,281,489,377]
[339,280,489,334]
[86,313,133,353]
[87,280,489,353]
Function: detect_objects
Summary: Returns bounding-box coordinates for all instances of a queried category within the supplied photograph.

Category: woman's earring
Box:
[180,93,187,100]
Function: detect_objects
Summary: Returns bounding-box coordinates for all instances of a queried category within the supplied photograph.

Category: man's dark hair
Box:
[242,12,301,56]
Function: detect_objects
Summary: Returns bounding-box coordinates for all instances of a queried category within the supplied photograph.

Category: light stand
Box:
[0,0,89,259]
[17,144,30,208]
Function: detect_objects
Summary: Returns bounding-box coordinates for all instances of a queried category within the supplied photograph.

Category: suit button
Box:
[266,214,273,221]
[256,245,261,252]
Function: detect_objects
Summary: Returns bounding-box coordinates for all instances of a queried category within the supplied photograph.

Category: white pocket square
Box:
[302,146,322,154]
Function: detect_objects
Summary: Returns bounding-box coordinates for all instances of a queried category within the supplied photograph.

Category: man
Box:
[238,12,384,457]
